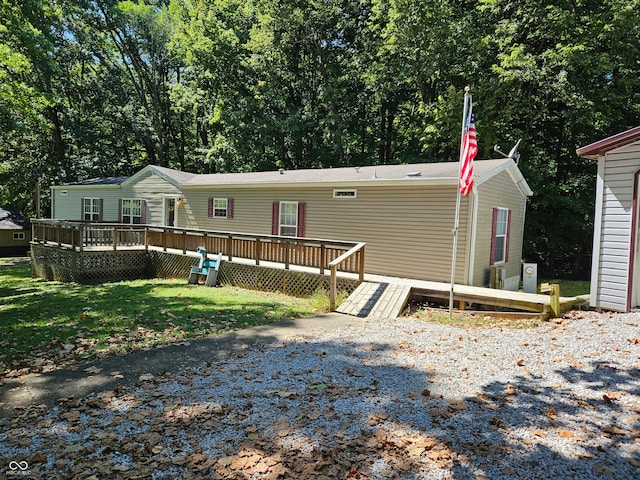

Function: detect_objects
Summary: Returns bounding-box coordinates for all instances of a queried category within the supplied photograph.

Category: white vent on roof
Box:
[407,171,422,177]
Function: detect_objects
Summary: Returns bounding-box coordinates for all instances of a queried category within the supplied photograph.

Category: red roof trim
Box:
[576,126,640,160]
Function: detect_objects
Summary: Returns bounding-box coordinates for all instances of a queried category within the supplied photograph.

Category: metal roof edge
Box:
[576,126,640,160]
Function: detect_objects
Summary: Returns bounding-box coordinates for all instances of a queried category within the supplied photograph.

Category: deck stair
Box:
[337,281,412,319]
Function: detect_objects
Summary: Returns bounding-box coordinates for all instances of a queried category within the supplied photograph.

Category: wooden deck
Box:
[336,274,589,320]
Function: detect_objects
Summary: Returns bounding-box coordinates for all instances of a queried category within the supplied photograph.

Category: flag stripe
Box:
[459,105,477,196]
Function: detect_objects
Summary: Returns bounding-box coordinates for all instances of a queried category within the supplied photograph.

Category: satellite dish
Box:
[493,139,522,164]
[507,139,522,161]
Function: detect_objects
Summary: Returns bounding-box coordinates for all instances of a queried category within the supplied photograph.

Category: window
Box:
[208,198,234,219]
[13,232,25,240]
[121,199,143,224]
[491,207,511,264]
[83,198,101,221]
[333,189,357,199]
[272,201,306,237]
[279,201,298,237]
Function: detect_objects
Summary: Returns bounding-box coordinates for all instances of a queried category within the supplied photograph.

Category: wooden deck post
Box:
[330,265,337,311]
[320,243,325,275]
[227,234,233,261]
[284,240,290,269]
[358,245,365,282]
[112,226,117,250]
[255,238,261,265]
[549,284,560,317]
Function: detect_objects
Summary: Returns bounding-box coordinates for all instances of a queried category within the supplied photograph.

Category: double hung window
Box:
[122,199,143,224]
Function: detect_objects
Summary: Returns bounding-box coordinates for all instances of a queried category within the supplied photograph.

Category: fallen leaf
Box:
[602,425,626,435]
[84,366,102,375]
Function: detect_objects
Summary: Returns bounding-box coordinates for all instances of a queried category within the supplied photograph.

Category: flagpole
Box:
[449,86,471,317]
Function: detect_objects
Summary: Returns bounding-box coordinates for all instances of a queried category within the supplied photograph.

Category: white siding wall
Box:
[593,142,640,311]
[52,188,120,220]
[52,172,180,223]
[120,171,182,224]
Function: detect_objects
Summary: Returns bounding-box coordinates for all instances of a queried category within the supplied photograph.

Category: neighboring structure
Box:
[0,206,31,255]
[50,159,532,289]
[577,126,640,312]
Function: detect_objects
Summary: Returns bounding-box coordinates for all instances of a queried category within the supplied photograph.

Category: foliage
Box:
[0,258,315,376]
[1,0,639,278]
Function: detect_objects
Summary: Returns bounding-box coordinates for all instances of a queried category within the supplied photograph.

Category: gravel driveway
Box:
[1,310,639,479]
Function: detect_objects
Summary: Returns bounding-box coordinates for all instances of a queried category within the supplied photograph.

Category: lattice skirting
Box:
[216,262,360,298]
[30,244,148,283]
[30,245,359,297]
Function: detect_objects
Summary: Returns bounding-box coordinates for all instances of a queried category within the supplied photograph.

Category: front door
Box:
[164,197,176,227]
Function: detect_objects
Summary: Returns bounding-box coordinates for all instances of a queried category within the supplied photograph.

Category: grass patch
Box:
[539,279,590,297]
[0,257,317,376]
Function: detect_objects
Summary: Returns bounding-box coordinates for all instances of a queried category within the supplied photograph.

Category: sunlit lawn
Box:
[0,257,318,376]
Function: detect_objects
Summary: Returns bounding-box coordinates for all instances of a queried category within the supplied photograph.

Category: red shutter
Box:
[118,199,122,222]
[296,202,306,237]
[141,200,147,224]
[81,198,84,221]
[227,198,234,219]
[505,209,512,263]
[490,207,498,265]
[98,198,104,222]
[272,202,280,235]
[207,198,213,218]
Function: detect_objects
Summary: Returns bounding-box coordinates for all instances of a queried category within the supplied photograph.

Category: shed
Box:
[577,126,640,311]
[0,206,31,255]
[50,159,532,289]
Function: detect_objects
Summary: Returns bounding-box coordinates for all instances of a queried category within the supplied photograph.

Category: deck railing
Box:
[31,220,365,278]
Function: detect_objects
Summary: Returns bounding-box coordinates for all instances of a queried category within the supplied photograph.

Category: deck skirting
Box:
[30,243,359,298]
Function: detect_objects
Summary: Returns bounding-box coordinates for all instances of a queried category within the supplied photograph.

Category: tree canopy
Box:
[1,0,638,278]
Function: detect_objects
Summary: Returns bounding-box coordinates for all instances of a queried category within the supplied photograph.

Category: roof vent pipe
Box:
[279,168,284,175]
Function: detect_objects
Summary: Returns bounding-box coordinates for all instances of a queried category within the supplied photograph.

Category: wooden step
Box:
[368,283,412,320]
[337,282,412,319]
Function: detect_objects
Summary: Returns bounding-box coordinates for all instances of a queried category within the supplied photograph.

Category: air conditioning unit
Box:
[490,265,505,289]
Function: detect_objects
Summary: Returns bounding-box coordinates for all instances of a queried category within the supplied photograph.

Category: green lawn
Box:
[539,279,590,297]
[0,258,319,376]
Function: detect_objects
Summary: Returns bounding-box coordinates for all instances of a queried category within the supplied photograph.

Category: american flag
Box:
[459,107,477,196]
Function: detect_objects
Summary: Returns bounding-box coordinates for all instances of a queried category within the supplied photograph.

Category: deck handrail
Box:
[30,219,365,278]
[328,242,366,311]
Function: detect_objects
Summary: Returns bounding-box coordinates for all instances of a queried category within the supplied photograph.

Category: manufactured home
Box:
[50,159,532,289]
[577,126,640,311]
[0,206,31,255]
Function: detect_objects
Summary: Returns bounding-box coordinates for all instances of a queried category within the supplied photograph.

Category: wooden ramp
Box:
[337,282,412,319]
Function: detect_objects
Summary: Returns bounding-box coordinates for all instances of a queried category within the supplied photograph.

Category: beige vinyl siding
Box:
[593,144,640,311]
[472,170,527,289]
[181,183,470,282]
[0,230,31,250]
[120,171,181,224]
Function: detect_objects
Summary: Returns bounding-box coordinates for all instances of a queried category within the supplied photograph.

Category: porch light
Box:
[176,198,186,206]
